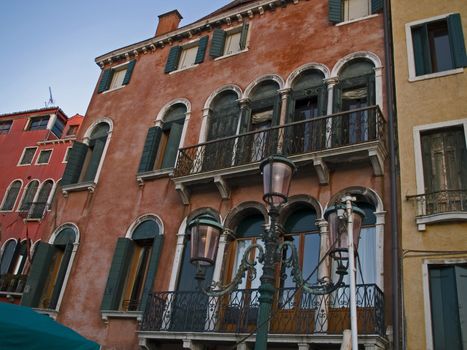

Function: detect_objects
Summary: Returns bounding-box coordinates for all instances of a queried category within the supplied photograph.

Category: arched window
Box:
[239,81,281,163]
[62,122,110,186]
[19,180,39,212]
[0,240,29,294]
[138,104,187,173]
[30,180,54,219]
[21,225,78,310]
[287,70,327,153]
[0,180,22,211]
[101,217,163,312]
[333,59,376,146]
[0,239,18,275]
[204,90,241,170]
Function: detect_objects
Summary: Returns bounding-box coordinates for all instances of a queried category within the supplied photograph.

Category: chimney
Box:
[155,10,183,37]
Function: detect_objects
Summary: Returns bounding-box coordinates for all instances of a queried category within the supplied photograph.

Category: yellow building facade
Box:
[392,1,467,349]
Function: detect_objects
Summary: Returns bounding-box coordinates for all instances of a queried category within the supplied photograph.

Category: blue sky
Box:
[0,1,231,116]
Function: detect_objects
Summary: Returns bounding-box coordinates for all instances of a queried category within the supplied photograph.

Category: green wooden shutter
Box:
[194,36,209,64]
[83,138,106,182]
[332,83,342,113]
[328,0,343,24]
[21,242,57,307]
[371,0,383,14]
[455,265,467,349]
[61,141,88,186]
[272,94,282,126]
[164,46,182,73]
[138,127,163,173]
[161,122,184,169]
[139,235,164,311]
[429,266,463,350]
[286,92,296,123]
[101,238,134,311]
[421,133,434,193]
[98,69,112,93]
[412,24,432,76]
[447,14,467,68]
[239,22,250,50]
[122,60,136,85]
[210,29,226,58]
[318,86,328,116]
[48,243,73,310]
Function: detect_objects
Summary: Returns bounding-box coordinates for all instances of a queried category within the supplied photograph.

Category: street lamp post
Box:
[188,155,364,350]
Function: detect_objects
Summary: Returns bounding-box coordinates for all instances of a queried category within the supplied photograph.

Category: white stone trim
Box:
[168,217,188,292]
[405,13,459,82]
[35,148,53,165]
[422,258,467,350]
[285,62,331,89]
[335,13,379,27]
[243,74,285,99]
[17,146,38,166]
[124,214,164,239]
[16,179,40,212]
[203,85,242,111]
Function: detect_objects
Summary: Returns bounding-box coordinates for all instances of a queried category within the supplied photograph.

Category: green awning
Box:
[0,302,100,350]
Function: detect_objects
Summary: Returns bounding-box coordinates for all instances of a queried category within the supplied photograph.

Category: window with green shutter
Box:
[165,36,210,73]
[429,264,467,350]
[62,122,110,186]
[410,13,467,77]
[210,22,249,59]
[97,60,136,93]
[101,218,163,312]
[137,104,186,174]
[329,0,382,24]
[21,225,77,309]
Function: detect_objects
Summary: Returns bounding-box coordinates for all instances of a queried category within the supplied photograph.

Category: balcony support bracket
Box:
[369,148,385,176]
[183,339,202,350]
[313,158,329,185]
[214,175,231,199]
[175,182,190,205]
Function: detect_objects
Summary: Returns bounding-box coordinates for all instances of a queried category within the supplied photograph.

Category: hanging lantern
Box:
[324,204,365,259]
[260,155,296,207]
[188,214,223,266]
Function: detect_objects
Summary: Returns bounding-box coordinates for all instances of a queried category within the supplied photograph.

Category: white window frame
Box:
[169,38,201,74]
[343,0,371,22]
[214,24,251,61]
[0,179,23,212]
[413,118,467,230]
[18,147,38,166]
[35,149,53,165]
[0,120,13,134]
[422,258,467,350]
[63,147,72,163]
[103,61,130,93]
[405,13,465,82]
[17,179,40,213]
[25,115,50,131]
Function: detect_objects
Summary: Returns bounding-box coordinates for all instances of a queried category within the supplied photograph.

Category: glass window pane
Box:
[302,233,320,285]
[178,46,198,70]
[109,68,126,89]
[224,32,241,55]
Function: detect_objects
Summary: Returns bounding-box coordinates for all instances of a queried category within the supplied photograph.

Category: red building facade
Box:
[19,1,394,349]
[0,108,83,303]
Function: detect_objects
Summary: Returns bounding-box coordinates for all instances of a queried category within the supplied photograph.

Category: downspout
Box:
[383,0,401,349]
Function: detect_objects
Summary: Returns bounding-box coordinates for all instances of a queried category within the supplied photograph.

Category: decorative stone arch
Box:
[203,85,243,110]
[243,74,285,99]
[330,51,384,109]
[0,179,23,211]
[285,63,331,89]
[124,214,164,238]
[18,179,40,210]
[34,178,56,207]
[82,117,114,143]
[223,201,268,232]
[155,98,191,125]
[49,223,80,244]
[279,195,323,224]
[326,186,386,290]
[0,237,18,254]
[168,208,222,293]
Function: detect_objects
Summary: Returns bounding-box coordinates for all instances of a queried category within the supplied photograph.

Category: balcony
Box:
[173,106,387,204]
[409,190,467,229]
[139,284,385,348]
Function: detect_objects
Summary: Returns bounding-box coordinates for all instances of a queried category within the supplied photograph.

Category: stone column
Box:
[277,88,291,153]
[324,77,338,148]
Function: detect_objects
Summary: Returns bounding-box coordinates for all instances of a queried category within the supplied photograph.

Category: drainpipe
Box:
[383,0,401,349]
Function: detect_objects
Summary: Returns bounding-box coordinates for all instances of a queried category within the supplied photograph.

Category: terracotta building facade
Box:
[392,0,467,349]
[19,0,395,349]
[0,108,83,304]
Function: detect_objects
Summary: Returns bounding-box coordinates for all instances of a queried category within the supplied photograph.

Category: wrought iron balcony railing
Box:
[140,284,384,336]
[174,106,385,177]
[0,274,27,294]
[409,190,467,217]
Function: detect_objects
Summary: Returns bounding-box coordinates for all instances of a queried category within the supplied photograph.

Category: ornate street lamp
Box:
[189,155,364,350]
